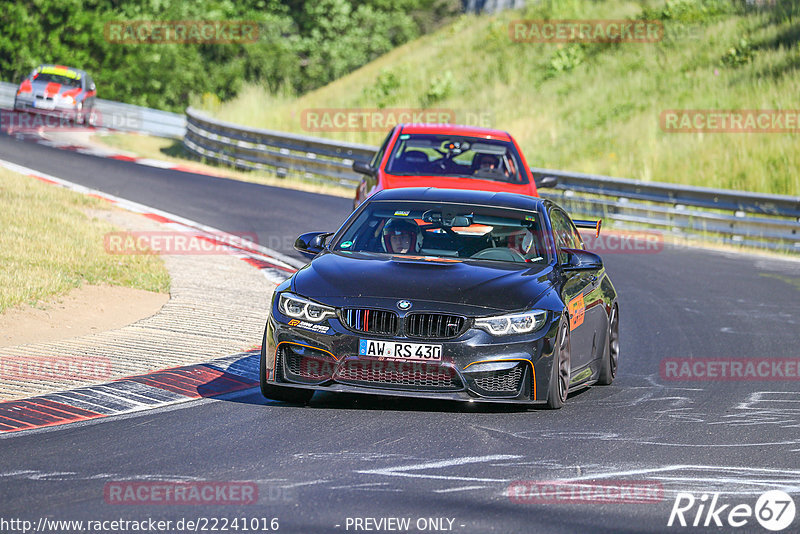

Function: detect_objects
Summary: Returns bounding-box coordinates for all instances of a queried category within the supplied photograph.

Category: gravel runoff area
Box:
[0,206,277,401]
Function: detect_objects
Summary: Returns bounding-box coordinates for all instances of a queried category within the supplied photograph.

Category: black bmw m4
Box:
[260,188,619,408]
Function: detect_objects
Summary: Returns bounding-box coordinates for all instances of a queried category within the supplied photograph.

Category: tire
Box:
[546,319,571,409]
[259,329,314,404]
[87,108,97,127]
[597,304,619,385]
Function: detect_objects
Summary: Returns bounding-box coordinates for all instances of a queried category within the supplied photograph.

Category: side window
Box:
[562,210,584,250]
[370,127,395,169]
[550,209,582,263]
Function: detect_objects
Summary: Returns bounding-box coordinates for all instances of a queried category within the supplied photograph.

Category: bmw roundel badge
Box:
[397,300,412,310]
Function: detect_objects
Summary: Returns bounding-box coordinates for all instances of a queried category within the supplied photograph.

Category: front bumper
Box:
[14,96,81,119]
[262,308,561,405]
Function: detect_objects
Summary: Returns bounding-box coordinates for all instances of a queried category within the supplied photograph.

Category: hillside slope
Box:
[206,0,800,195]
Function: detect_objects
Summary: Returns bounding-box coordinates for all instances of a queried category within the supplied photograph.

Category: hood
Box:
[292,251,554,315]
[30,79,82,98]
[384,173,535,195]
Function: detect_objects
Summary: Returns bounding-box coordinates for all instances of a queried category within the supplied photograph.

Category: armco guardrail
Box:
[0,81,185,138]
[0,82,18,107]
[184,107,372,186]
[183,107,800,252]
[530,168,800,252]
[92,98,185,138]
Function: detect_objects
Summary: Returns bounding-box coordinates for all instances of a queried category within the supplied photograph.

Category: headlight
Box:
[474,310,547,336]
[278,293,336,323]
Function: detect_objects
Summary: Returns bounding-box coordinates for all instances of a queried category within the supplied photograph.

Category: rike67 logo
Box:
[668,490,796,531]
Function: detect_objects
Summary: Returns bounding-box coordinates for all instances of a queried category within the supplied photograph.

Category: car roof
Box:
[369,187,546,212]
[33,64,89,78]
[398,123,512,141]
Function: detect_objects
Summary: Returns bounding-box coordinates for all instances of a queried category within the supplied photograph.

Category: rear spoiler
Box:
[573,219,602,238]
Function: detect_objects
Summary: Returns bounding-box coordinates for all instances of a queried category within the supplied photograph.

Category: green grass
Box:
[201,0,800,196]
[0,167,170,313]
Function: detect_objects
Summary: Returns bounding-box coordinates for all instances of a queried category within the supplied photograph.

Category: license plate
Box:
[359,339,442,361]
[34,100,55,110]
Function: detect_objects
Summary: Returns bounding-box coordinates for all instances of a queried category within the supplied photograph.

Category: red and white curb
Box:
[4,122,222,176]
[0,350,262,434]
[46,139,218,175]
[0,158,303,433]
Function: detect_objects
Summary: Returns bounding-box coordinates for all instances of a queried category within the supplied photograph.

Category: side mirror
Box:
[89,83,96,91]
[352,160,375,176]
[562,248,603,271]
[294,231,333,259]
[534,175,558,189]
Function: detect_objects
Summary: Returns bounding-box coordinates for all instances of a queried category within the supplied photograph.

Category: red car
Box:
[352,123,556,209]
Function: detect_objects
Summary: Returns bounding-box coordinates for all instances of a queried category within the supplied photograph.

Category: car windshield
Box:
[32,72,82,88]
[384,134,527,184]
[333,200,549,264]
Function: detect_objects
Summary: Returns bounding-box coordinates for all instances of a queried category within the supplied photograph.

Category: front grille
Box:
[405,313,466,339]
[335,359,461,391]
[341,308,398,335]
[472,366,524,394]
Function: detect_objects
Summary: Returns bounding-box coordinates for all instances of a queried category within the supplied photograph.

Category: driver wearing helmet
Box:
[474,153,510,178]
[521,228,544,261]
[382,218,422,254]
[477,154,500,171]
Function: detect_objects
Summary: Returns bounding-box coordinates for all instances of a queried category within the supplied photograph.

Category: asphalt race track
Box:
[1,132,799,533]
[0,133,353,259]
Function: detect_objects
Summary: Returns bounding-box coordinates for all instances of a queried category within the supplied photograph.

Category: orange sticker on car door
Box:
[568,294,585,330]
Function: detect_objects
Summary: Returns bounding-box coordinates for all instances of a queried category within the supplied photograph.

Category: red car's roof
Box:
[398,123,512,141]
[384,174,533,193]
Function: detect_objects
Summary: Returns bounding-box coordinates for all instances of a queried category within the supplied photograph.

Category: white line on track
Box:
[328,482,389,490]
[357,454,522,482]
[278,479,330,488]
[433,485,488,493]
[559,464,800,482]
